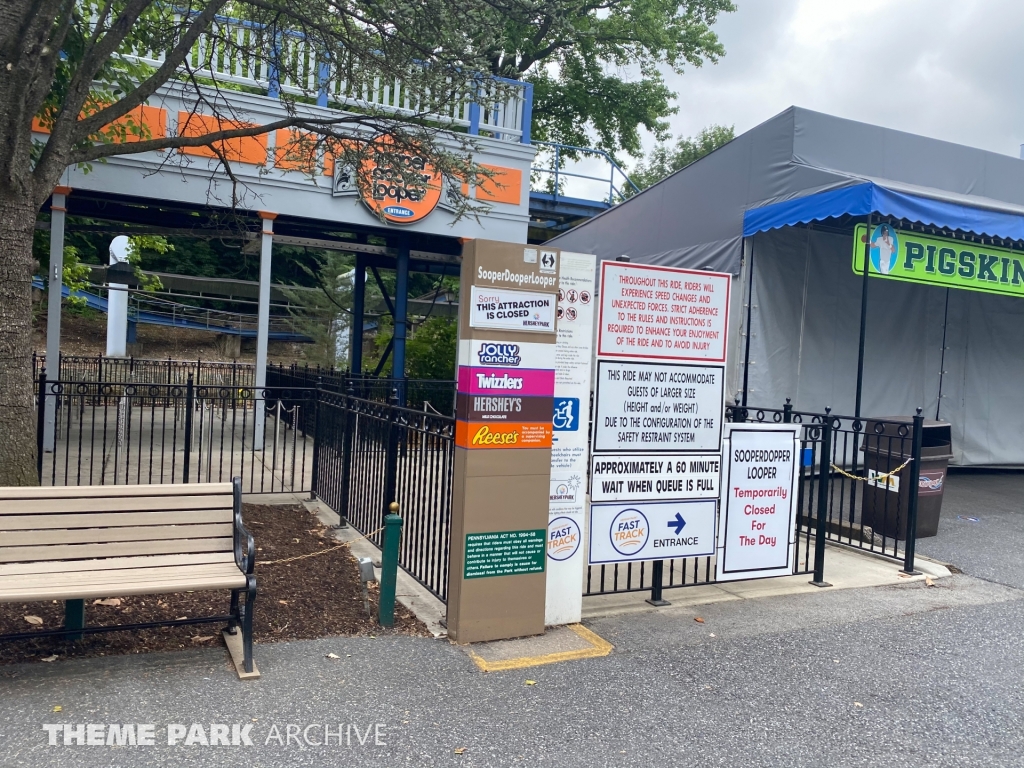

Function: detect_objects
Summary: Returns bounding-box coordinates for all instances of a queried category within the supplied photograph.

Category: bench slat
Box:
[0,524,234,548]
[1,495,232,515]
[0,482,233,501]
[0,538,234,564]
[0,563,242,588]
[0,567,246,602]
[0,552,236,577]
[0,509,232,531]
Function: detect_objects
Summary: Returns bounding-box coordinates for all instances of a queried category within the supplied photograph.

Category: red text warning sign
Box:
[597,262,731,362]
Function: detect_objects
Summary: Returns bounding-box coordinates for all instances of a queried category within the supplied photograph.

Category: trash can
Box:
[861,417,953,540]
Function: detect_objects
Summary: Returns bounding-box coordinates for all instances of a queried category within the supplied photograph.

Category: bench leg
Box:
[227,590,240,635]
[64,599,85,642]
[241,577,256,674]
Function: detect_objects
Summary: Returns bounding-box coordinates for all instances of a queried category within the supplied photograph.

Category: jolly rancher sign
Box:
[853,223,1024,297]
[332,136,459,224]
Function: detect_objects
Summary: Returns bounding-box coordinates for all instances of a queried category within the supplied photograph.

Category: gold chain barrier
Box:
[830,457,912,483]
[259,524,386,566]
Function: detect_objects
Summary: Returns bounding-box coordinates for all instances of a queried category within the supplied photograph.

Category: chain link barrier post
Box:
[378,504,403,627]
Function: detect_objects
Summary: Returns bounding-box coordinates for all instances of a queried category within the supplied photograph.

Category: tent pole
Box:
[741,239,755,407]
[853,214,873,418]
[935,288,950,420]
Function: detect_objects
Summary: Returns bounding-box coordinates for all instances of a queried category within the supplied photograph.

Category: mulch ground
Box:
[0,504,429,666]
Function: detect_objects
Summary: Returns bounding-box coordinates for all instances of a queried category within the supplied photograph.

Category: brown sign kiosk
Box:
[447,240,561,643]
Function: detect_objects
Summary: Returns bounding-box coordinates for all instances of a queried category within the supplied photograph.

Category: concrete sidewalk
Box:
[306,495,952,655]
[581,545,951,619]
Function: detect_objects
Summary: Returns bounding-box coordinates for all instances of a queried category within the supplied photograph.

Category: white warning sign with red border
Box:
[597,262,730,363]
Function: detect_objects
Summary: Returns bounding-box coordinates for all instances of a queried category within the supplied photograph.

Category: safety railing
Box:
[34,366,456,601]
[36,374,315,493]
[35,354,257,389]
[118,12,531,142]
[531,141,640,205]
[313,389,455,601]
[267,363,456,415]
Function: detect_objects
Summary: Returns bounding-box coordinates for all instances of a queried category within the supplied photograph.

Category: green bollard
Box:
[378,504,403,627]
[64,599,85,641]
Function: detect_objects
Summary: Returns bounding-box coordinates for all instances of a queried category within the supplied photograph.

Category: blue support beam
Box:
[351,254,366,375]
[392,238,410,405]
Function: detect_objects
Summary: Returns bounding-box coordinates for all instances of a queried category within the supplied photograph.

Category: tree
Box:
[626,124,735,193]
[0,0,519,484]
[282,250,354,369]
[486,0,736,156]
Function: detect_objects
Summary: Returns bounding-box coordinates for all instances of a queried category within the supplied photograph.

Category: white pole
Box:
[43,187,71,452]
[254,212,275,450]
[106,235,131,357]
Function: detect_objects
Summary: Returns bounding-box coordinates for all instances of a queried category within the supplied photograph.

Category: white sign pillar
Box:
[254,211,276,450]
[105,236,131,357]
[545,251,597,626]
[43,186,71,452]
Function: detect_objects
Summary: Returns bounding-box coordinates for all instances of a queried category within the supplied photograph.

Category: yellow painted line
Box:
[467,624,613,672]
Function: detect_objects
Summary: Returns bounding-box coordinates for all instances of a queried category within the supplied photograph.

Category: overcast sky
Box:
[654,0,1024,159]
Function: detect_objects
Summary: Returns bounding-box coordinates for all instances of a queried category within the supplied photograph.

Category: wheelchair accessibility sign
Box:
[552,397,580,431]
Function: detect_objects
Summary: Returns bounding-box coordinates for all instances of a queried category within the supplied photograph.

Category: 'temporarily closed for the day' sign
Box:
[715,424,801,581]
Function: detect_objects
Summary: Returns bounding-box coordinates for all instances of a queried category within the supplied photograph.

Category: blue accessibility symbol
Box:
[667,513,687,536]
[552,398,580,431]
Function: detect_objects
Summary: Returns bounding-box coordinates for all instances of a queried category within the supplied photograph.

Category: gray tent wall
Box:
[551,106,1024,466]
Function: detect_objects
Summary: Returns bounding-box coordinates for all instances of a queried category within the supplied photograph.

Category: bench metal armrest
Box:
[232,477,255,575]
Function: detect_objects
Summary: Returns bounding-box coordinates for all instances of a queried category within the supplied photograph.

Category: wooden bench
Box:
[0,478,256,673]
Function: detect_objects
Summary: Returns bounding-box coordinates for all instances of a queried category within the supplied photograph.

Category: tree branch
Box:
[71,2,229,139]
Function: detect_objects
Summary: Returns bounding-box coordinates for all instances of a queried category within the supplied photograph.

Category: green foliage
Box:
[405,316,458,380]
[281,251,355,369]
[60,246,92,311]
[626,124,735,194]
[490,0,736,156]
[368,314,458,380]
[126,235,171,292]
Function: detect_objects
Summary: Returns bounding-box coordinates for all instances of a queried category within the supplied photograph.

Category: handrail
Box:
[113,11,532,143]
[531,141,640,205]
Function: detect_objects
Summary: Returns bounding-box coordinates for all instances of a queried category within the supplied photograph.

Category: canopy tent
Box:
[549,107,1024,466]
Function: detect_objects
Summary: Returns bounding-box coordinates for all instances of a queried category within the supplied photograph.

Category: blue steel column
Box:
[392,238,410,405]
[350,254,366,375]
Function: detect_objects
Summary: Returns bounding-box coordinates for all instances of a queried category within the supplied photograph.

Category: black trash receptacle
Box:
[861,418,953,540]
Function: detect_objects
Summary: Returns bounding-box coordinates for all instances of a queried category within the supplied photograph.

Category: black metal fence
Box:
[37,375,315,493]
[267,363,456,415]
[33,359,927,607]
[313,390,456,601]
[33,355,458,415]
[34,371,457,603]
[34,353,258,388]
[584,401,928,600]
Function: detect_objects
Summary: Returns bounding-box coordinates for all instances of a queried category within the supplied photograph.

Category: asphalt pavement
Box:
[1,471,1022,768]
